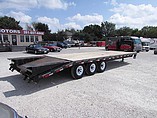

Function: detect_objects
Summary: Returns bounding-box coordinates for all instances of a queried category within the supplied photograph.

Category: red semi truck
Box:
[105,36,142,52]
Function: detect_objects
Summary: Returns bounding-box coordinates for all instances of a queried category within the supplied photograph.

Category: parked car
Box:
[154,48,157,55]
[63,41,75,47]
[0,41,12,52]
[0,102,23,118]
[63,41,71,48]
[56,42,68,48]
[26,44,49,54]
[43,43,62,52]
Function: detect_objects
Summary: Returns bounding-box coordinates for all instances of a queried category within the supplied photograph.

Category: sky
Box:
[1,0,157,33]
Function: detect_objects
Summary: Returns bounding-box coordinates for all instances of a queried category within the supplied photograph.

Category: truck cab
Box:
[106,36,142,52]
[140,38,150,52]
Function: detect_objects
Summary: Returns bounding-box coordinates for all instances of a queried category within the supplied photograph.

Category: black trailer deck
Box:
[8,51,136,83]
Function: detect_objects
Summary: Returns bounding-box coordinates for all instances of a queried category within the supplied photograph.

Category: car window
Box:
[29,45,34,48]
[34,44,42,48]
[48,44,55,46]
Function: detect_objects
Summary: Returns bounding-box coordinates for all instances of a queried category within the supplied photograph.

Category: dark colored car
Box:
[26,44,49,54]
[0,102,22,118]
[64,41,76,47]
[43,43,62,52]
[56,42,68,48]
[0,41,12,52]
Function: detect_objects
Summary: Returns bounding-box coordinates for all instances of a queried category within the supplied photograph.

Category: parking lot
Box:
[0,47,157,118]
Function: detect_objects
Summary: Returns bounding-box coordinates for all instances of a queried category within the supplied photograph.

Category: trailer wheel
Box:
[71,65,84,79]
[85,62,97,75]
[97,61,106,73]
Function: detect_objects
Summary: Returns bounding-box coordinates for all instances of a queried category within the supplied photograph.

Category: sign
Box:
[22,30,44,35]
[0,29,44,35]
[0,29,20,34]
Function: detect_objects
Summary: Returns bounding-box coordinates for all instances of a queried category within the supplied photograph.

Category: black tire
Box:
[26,49,29,53]
[71,65,84,79]
[85,62,97,75]
[8,47,12,52]
[97,61,106,73]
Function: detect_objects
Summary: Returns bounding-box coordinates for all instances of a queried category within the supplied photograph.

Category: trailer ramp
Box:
[9,56,71,82]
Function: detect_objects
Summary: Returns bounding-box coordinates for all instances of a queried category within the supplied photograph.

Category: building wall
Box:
[0,29,44,46]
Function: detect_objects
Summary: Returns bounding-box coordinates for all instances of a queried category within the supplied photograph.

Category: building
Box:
[0,28,44,46]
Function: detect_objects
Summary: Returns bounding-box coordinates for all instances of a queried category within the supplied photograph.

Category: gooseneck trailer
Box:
[8,51,136,83]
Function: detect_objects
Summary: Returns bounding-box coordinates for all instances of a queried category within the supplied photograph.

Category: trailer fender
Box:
[71,64,85,79]
[97,61,106,73]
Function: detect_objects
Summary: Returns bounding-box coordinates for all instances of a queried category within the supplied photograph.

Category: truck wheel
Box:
[85,62,97,75]
[97,61,106,73]
[71,65,84,79]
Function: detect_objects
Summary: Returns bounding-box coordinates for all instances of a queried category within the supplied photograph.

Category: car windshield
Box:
[48,44,56,46]
[34,44,42,48]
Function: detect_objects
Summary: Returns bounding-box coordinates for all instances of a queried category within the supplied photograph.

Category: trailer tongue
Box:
[8,51,136,83]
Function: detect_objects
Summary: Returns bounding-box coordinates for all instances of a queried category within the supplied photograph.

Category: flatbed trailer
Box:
[8,51,136,83]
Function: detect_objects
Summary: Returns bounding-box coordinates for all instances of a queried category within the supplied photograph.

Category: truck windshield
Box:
[132,38,142,44]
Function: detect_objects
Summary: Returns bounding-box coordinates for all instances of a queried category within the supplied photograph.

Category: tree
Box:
[116,27,133,36]
[0,16,22,29]
[82,24,103,42]
[84,25,102,37]
[56,30,66,41]
[131,28,141,37]
[101,21,116,37]
[140,26,157,38]
[32,22,51,33]
[32,22,52,41]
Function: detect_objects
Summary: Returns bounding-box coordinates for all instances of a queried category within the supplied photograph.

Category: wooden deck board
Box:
[51,51,135,61]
